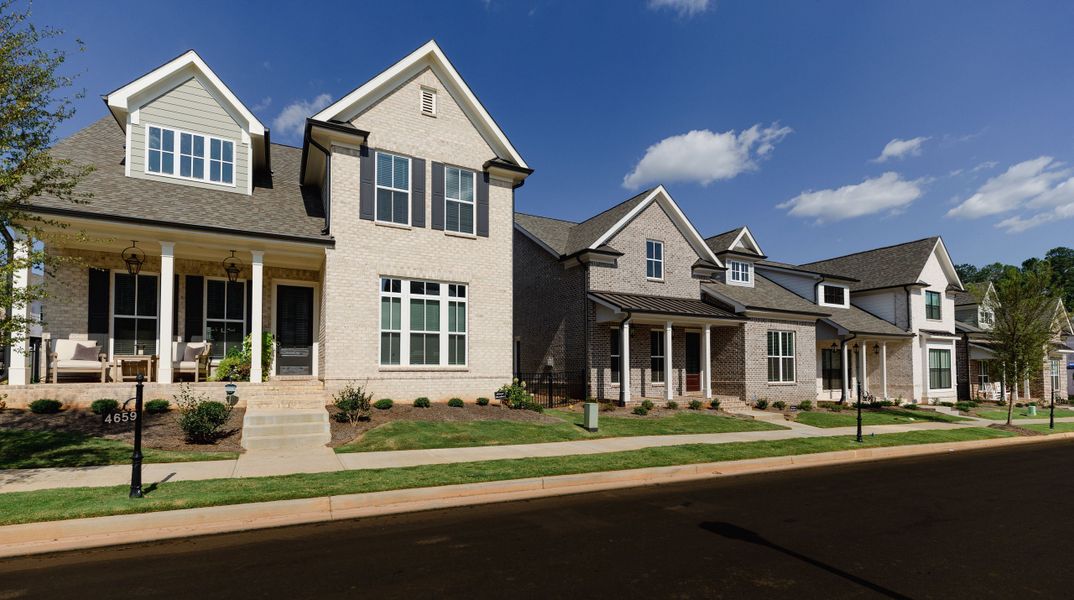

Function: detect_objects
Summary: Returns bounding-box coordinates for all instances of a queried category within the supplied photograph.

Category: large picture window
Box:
[650,330,665,384]
[147,125,233,185]
[646,240,663,280]
[113,273,158,356]
[445,166,475,234]
[205,279,246,359]
[925,290,942,320]
[928,348,952,389]
[821,347,842,390]
[376,151,410,225]
[767,331,795,383]
[378,277,467,367]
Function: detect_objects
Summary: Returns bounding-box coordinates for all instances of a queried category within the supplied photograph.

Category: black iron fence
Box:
[514,370,586,408]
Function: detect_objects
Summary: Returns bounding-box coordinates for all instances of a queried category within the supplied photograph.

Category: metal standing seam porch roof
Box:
[588,291,744,320]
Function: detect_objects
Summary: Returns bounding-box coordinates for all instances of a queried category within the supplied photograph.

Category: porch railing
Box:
[514,370,586,408]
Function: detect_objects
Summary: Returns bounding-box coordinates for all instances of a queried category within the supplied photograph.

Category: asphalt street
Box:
[2,440,1072,599]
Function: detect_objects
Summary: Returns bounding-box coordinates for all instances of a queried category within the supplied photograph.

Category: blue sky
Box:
[34,0,1074,265]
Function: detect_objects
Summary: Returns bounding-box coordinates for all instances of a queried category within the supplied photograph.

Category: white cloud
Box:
[945,156,1070,219]
[251,96,272,112]
[777,172,924,223]
[872,136,929,163]
[622,123,791,189]
[994,175,1074,233]
[647,0,711,17]
[972,160,998,173]
[272,94,333,141]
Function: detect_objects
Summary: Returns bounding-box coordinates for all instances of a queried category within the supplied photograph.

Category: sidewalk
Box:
[2,411,1028,494]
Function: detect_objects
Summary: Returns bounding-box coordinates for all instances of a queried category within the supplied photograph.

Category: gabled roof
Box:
[800,237,964,292]
[952,281,996,307]
[704,226,765,258]
[312,40,527,169]
[104,49,265,138]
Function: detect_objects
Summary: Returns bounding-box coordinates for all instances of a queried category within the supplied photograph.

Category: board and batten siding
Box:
[128,76,250,195]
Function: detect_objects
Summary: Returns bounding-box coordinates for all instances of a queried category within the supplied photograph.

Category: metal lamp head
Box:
[121,241,145,275]
[873,343,880,356]
[224,382,238,396]
[222,250,243,283]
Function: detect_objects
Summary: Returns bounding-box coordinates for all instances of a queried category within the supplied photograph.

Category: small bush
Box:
[476,397,490,406]
[30,399,62,414]
[447,398,464,408]
[830,404,844,413]
[755,398,769,410]
[512,399,545,413]
[600,402,616,412]
[373,398,393,410]
[772,400,787,411]
[91,399,119,415]
[688,400,702,410]
[178,401,231,443]
[797,400,813,412]
[903,403,919,410]
[709,399,721,410]
[939,401,955,407]
[413,397,431,408]
[641,399,655,411]
[665,400,678,410]
[333,382,372,425]
[995,398,1006,406]
[146,399,170,414]
[632,406,649,416]
[1015,402,1024,408]
[954,401,975,413]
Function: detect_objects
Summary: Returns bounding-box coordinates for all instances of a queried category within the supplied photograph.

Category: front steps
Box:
[241,380,332,451]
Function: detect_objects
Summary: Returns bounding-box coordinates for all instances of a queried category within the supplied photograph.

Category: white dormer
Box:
[104,50,267,195]
[817,282,850,308]
[727,259,754,287]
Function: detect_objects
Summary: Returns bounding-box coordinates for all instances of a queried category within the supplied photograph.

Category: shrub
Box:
[939,401,955,407]
[1015,402,1025,408]
[772,400,787,411]
[600,402,616,412]
[797,400,813,412]
[688,400,702,410]
[665,400,678,410]
[174,385,232,443]
[476,397,490,406]
[333,382,372,425]
[641,399,655,411]
[709,399,721,410]
[632,406,649,416]
[91,399,119,415]
[448,398,464,408]
[903,403,919,410]
[497,379,543,412]
[755,398,769,410]
[954,401,976,413]
[211,332,275,382]
[373,398,393,410]
[29,399,61,414]
[146,399,170,414]
[830,404,844,413]
[413,397,431,408]
[995,398,1007,406]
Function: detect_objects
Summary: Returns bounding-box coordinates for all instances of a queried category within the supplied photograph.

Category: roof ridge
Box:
[704,226,745,241]
[802,236,939,266]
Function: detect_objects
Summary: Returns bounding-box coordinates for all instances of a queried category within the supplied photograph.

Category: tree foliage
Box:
[958,246,1074,312]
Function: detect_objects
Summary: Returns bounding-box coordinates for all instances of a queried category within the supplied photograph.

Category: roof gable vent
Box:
[420,87,436,116]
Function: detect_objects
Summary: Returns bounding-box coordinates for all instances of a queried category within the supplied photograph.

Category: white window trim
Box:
[649,329,665,385]
[609,326,621,386]
[374,151,412,226]
[818,283,850,308]
[927,347,953,391]
[109,269,161,358]
[144,123,236,188]
[203,277,247,358]
[444,165,476,235]
[978,361,990,388]
[728,260,753,287]
[925,290,943,321]
[378,277,468,369]
[646,239,664,282]
[767,330,796,383]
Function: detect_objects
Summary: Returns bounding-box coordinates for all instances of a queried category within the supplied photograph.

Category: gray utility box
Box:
[583,402,599,432]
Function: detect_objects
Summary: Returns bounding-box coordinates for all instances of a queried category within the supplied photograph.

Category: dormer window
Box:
[420,87,437,116]
[819,284,849,308]
[728,260,752,285]
[979,307,994,327]
[646,240,664,280]
[146,125,234,185]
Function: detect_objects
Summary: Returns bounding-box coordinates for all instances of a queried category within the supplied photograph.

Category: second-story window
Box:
[925,290,942,320]
[821,284,847,306]
[729,260,752,284]
[646,240,663,280]
[147,126,174,175]
[209,138,234,184]
[376,151,410,225]
[445,166,475,234]
[147,125,233,185]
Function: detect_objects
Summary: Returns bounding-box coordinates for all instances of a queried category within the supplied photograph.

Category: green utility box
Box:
[583,402,599,432]
[1028,405,1037,416]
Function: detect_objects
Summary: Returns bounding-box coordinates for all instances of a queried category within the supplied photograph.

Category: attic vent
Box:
[420,87,436,116]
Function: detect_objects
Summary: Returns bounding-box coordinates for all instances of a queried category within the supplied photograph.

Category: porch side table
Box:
[112,354,157,383]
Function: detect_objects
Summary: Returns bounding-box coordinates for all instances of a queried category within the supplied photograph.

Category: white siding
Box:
[759,269,816,300]
[852,290,900,325]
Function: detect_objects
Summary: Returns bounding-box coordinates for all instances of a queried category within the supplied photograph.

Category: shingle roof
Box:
[514,188,656,257]
[823,304,911,337]
[952,282,990,306]
[704,227,745,254]
[702,275,829,317]
[799,237,940,291]
[754,259,859,282]
[589,290,742,320]
[514,213,575,255]
[26,117,331,244]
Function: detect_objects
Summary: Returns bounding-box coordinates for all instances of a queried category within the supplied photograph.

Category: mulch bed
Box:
[0,407,245,453]
[328,403,565,447]
[988,423,1043,436]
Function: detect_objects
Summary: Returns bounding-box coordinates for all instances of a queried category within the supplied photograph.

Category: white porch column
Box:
[881,342,889,400]
[250,251,265,383]
[841,341,850,402]
[620,321,631,405]
[664,321,674,401]
[703,324,713,399]
[8,240,30,385]
[157,242,175,383]
[862,342,869,395]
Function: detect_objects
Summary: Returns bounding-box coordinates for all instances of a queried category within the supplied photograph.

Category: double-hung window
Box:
[179,132,205,179]
[610,328,621,384]
[208,138,234,184]
[147,126,174,175]
[650,330,665,383]
[821,347,842,390]
[148,125,233,185]
[445,166,475,234]
[447,284,467,365]
[767,331,795,383]
[379,278,468,367]
[379,278,402,365]
[729,260,752,285]
[928,349,952,389]
[646,240,663,280]
[978,361,990,388]
[205,279,246,359]
[925,291,942,320]
[113,273,158,356]
[376,151,410,225]
[409,281,441,365]
[1051,359,1061,392]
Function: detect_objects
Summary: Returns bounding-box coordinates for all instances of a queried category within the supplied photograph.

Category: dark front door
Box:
[276,285,314,376]
[685,332,701,392]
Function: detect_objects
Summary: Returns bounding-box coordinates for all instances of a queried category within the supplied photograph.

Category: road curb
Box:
[2,431,1071,558]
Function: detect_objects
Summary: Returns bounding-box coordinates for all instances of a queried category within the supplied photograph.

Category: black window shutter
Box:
[431,162,445,230]
[184,275,203,341]
[172,274,179,341]
[245,280,254,337]
[411,157,426,227]
[87,268,110,334]
[476,171,490,237]
[359,145,374,221]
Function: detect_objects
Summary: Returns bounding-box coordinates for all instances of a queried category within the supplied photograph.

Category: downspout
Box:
[617,310,632,406]
[902,285,914,330]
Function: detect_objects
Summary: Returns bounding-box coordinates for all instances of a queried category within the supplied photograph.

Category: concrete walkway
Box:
[4,414,1072,494]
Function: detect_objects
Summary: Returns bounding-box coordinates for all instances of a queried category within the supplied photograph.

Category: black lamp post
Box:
[129,373,145,498]
[1050,391,1056,430]
[222,250,243,283]
[121,241,145,276]
[856,378,864,443]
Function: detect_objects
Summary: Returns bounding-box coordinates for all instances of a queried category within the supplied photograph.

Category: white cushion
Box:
[54,339,98,361]
[173,360,198,371]
[55,359,104,370]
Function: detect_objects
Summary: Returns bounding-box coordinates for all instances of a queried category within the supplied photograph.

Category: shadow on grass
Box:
[0,429,134,470]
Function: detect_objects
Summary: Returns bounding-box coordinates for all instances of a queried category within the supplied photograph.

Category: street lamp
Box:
[129,373,145,498]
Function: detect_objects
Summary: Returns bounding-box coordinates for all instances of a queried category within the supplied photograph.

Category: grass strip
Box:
[975,408,1074,421]
[794,408,968,429]
[0,430,238,470]
[1022,422,1074,434]
[0,427,1013,526]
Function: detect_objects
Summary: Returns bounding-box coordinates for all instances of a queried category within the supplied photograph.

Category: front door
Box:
[685,332,701,392]
[275,285,314,376]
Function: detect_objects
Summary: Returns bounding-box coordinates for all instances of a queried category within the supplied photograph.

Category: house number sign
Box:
[104,410,139,425]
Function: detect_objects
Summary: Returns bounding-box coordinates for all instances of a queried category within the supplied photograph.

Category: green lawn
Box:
[975,408,1074,421]
[336,410,785,453]
[1022,422,1074,434]
[794,408,969,429]
[0,429,239,470]
[0,427,1014,526]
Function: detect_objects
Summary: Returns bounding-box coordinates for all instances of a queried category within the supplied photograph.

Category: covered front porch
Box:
[815,329,911,403]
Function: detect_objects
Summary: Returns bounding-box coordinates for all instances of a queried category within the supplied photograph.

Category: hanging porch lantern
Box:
[121,241,145,275]
[873,343,881,356]
[222,250,244,283]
